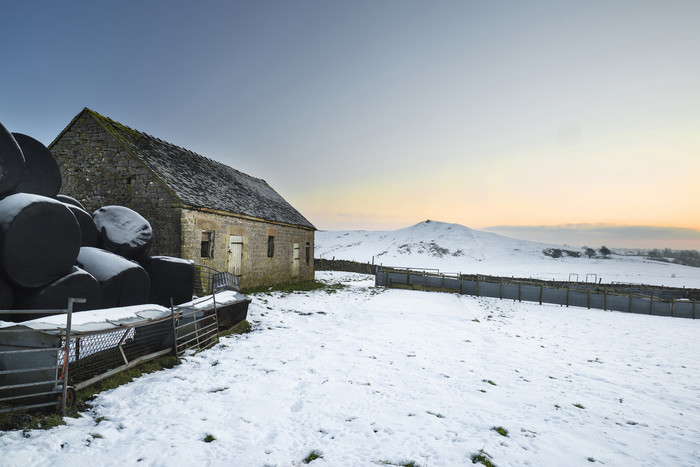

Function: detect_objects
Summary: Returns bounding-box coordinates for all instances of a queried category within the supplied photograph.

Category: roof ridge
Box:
[85,109,265,182]
[72,108,315,230]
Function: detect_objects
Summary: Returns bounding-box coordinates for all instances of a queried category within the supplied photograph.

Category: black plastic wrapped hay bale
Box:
[63,203,98,247]
[11,133,62,198]
[12,267,102,320]
[0,122,25,196]
[76,247,150,308]
[0,276,14,310]
[139,256,195,307]
[93,206,153,260]
[0,193,81,288]
[55,194,85,211]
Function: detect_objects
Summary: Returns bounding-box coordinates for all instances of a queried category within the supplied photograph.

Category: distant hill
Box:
[316,219,567,267]
[315,220,700,288]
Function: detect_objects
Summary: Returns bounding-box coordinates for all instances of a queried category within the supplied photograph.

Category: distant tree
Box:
[584,247,596,258]
[599,246,611,258]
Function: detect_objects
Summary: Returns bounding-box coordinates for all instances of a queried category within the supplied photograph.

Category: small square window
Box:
[267,235,275,258]
[201,231,214,258]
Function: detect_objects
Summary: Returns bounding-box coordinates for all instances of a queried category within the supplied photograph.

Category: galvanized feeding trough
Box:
[0,287,250,415]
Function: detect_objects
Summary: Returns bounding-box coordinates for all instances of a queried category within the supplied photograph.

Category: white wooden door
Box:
[292,242,300,278]
[228,235,243,275]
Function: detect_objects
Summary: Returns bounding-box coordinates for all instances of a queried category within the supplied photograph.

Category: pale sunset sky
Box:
[2,1,699,248]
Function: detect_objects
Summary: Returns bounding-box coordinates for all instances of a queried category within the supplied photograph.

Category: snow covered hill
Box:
[316,220,700,288]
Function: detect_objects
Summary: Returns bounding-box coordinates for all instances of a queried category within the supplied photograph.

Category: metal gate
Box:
[173,298,220,356]
[0,298,84,415]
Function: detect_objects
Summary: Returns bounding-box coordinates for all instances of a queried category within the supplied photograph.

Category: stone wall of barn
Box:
[49,113,183,257]
[181,209,315,289]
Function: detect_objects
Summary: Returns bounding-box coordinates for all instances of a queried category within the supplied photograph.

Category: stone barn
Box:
[50,108,315,289]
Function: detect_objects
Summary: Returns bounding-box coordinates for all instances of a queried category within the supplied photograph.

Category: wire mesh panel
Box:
[63,319,173,387]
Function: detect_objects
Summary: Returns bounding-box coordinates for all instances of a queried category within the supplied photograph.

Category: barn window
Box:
[267,235,275,258]
[201,231,214,258]
[305,242,311,265]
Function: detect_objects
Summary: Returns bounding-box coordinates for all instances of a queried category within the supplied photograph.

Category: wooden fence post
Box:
[650,296,654,315]
[539,285,543,305]
[476,276,480,297]
[671,298,675,317]
[518,283,521,302]
[499,281,503,300]
[587,290,591,309]
[629,293,633,313]
[566,287,570,307]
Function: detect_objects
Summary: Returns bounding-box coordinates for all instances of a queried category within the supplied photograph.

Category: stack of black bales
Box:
[0,121,194,321]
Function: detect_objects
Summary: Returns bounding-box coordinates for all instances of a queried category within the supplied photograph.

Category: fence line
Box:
[376,267,698,319]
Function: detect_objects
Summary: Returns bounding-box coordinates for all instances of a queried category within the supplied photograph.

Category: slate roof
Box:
[80,108,315,230]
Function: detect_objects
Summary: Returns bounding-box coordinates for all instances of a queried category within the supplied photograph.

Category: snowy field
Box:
[1,271,699,466]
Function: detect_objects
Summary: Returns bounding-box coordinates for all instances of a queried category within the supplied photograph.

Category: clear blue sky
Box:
[2,1,699,248]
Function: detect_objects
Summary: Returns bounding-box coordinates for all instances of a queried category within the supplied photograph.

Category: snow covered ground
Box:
[316,221,700,288]
[2,271,699,466]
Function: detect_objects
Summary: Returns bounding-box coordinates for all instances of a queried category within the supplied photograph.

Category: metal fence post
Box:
[62,297,85,415]
[170,299,178,357]
[587,290,591,309]
[604,289,607,311]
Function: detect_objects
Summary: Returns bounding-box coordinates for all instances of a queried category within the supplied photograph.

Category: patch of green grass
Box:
[482,379,497,386]
[379,461,423,467]
[218,320,252,337]
[0,411,66,432]
[573,403,585,409]
[491,426,509,437]
[588,457,596,462]
[243,280,341,295]
[303,449,323,463]
[470,449,496,466]
[426,410,445,418]
[203,433,216,443]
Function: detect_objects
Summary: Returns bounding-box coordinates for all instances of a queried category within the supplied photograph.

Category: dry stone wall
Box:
[50,114,182,257]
